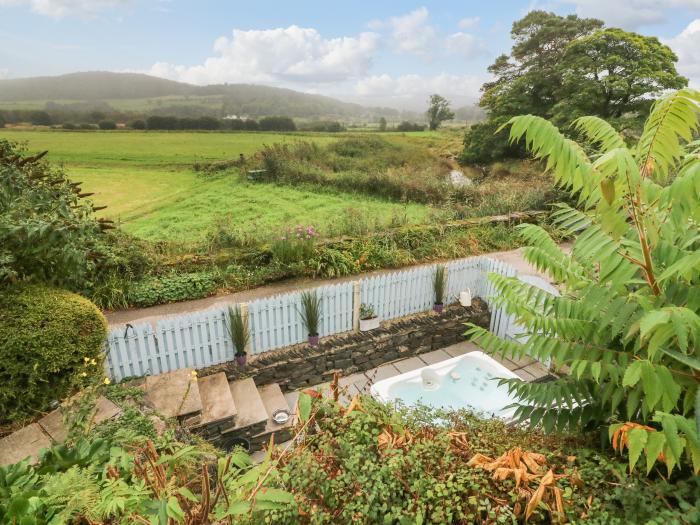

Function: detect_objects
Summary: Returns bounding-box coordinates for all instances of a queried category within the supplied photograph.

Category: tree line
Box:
[0,111,353,133]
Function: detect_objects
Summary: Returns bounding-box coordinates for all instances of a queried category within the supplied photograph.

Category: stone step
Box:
[192,372,237,431]
[38,396,121,444]
[0,423,52,466]
[257,383,293,436]
[222,378,267,435]
[144,368,202,419]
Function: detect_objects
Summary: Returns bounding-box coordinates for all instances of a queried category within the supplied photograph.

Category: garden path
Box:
[106,244,571,328]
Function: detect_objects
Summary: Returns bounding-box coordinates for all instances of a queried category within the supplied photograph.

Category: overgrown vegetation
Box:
[5,378,697,524]
[257,136,459,204]
[0,383,293,524]
[264,392,699,523]
[467,88,700,475]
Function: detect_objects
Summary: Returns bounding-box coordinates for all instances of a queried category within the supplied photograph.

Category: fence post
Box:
[352,281,361,332]
[240,302,252,355]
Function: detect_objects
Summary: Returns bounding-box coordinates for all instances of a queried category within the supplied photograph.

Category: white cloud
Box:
[0,0,129,18]
[445,32,487,60]
[388,7,437,59]
[366,18,384,30]
[665,19,700,87]
[354,72,486,108]
[458,16,480,29]
[561,0,700,29]
[147,25,380,86]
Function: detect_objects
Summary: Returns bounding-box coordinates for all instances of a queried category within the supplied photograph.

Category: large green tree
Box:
[554,28,687,127]
[467,89,700,475]
[461,11,687,165]
[426,94,454,131]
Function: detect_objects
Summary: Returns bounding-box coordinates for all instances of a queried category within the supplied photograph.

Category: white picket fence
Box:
[105,256,526,381]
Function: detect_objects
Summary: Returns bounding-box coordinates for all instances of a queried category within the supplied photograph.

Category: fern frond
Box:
[517,223,591,286]
[659,162,700,226]
[572,116,626,153]
[636,88,700,183]
[573,224,641,288]
[503,115,596,199]
[549,204,592,235]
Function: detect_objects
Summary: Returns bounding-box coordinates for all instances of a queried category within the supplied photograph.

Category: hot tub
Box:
[370,351,521,419]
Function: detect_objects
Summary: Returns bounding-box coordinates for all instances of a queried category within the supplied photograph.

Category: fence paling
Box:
[105,256,531,380]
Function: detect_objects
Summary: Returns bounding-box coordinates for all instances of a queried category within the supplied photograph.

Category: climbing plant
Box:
[467,88,700,474]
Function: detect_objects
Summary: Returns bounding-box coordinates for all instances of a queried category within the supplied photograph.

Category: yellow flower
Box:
[80,372,88,377]
[190,370,198,377]
[103,377,111,385]
[90,358,97,366]
[84,357,90,364]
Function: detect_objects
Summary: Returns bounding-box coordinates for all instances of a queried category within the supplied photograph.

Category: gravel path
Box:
[106,245,566,328]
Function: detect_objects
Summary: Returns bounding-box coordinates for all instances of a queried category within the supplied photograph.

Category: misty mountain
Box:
[0,71,412,120]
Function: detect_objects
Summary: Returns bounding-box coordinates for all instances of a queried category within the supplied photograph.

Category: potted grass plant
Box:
[433,266,446,313]
[226,305,249,366]
[359,303,380,331]
[299,290,322,346]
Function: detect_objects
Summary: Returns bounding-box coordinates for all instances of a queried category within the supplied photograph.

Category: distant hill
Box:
[0,71,406,120]
[0,72,199,100]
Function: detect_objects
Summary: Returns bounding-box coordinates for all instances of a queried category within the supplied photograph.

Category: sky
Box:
[0,0,699,110]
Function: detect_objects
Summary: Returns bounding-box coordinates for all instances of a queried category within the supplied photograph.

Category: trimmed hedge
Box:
[0,285,107,424]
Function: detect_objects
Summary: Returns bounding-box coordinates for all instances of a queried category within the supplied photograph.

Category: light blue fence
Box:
[360,266,434,321]
[248,282,354,355]
[104,256,528,381]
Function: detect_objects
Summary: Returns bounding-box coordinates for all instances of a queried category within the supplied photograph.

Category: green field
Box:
[0,129,432,243]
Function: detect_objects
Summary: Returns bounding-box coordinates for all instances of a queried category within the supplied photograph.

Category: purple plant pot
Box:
[308,334,320,347]
[235,355,247,366]
[433,303,444,313]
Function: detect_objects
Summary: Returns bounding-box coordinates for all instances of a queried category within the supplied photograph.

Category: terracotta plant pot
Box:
[433,303,444,313]
[235,355,247,366]
[308,334,320,347]
[359,317,380,332]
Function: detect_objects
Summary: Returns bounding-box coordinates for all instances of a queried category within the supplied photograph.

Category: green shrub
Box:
[127,271,221,307]
[0,285,107,424]
[0,139,105,290]
[459,119,523,165]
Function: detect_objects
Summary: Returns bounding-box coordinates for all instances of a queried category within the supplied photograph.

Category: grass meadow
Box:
[0,129,433,243]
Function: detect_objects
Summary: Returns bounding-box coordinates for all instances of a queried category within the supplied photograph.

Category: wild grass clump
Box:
[255,136,454,204]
